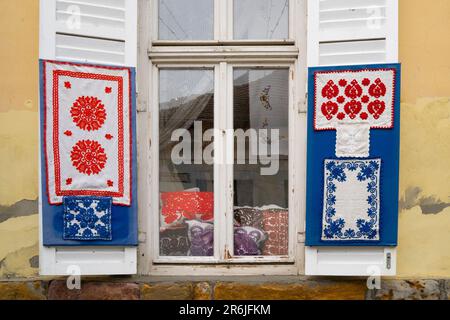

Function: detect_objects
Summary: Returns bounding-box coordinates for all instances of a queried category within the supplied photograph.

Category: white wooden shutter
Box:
[39,0,138,275]
[305,0,398,276]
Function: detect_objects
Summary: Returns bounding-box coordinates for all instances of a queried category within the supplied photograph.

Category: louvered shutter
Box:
[305,0,398,276]
[39,0,138,275]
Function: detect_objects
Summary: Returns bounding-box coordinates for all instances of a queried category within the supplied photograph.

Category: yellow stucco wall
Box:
[0,0,40,277]
[396,0,450,278]
[0,0,448,279]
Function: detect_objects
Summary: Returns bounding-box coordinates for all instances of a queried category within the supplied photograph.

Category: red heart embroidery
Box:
[344,100,362,119]
[321,80,339,99]
[321,101,339,120]
[369,78,387,98]
[368,100,386,119]
[345,80,363,99]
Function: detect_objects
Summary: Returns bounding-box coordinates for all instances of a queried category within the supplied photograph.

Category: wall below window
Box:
[0,0,448,280]
[0,278,448,300]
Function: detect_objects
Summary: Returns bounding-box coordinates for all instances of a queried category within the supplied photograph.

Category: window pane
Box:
[233,69,289,256]
[234,0,289,40]
[159,69,215,257]
[159,0,214,40]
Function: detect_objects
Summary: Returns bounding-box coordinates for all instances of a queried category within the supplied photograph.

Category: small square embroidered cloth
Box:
[322,159,381,241]
[63,197,112,241]
[42,61,132,206]
[335,121,371,158]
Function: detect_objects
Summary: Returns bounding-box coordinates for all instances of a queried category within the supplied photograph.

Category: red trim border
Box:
[313,67,397,131]
[43,60,133,206]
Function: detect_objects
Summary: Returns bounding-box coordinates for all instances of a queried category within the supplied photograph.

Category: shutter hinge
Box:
[297,232,306,243]
[298,92,307,114]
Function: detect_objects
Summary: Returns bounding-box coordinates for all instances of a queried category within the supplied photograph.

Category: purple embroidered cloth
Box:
[234,226,267,256]
[186,220,214,256]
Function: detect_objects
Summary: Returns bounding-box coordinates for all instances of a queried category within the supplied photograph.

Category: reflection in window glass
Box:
[234,0,289,40]
[159,0,214,40]
[159,69,214,257]
[233,69,289,256]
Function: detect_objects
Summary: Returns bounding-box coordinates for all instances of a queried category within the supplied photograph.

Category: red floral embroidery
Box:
[107,180,114,187]
[344,100,362,119]
[71,96,107,131]
[362,78,371,86]
[345,80,363,99]
[161,192,214,224]
[321,101,339,120]
[321,80,339,99]
[64,81,71,89]
[337,96,345,104]
[338,79,347,87]
[368,100,386,119]
[70,140,107,176]
[64,130,73,136]
[369,78,387,98]
[361,95,370,103]
[337,112,346,120]
[105,87,112,94]
[360,112,369,120]
[105,134,114,140]
[66,178,72,185]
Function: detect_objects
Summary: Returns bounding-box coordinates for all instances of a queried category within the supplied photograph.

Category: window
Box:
[145,0,305,275]
[154,0,293,42]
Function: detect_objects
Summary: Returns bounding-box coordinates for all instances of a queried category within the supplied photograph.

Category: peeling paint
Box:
[0,198,38,223]
[400,187,450,215]
[29,255,39,269]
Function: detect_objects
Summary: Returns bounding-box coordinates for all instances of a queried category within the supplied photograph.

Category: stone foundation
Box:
[0,279,448,300]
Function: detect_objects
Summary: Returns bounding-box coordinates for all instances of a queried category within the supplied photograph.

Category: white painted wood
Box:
[305,247,396,276]
[141,1,307,275]
[308,0,398,67]
[305,0,399,276]
[39,0,137,276]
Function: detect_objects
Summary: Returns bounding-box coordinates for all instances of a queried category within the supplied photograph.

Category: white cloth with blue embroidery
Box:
[322,159,381,241]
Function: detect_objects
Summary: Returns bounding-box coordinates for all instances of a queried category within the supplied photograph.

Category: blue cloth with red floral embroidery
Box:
[306,63,401,246]
[63,197,112,241]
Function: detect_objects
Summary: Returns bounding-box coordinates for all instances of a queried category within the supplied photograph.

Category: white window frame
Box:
[137,0,307,276]
[152,0,296,44]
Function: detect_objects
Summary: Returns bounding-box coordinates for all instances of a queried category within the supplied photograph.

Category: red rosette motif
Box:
[321,80,339,99]
[369,78,387,98]
[71,96,107,131]
[345,80,363,99]
[70,140,108,175]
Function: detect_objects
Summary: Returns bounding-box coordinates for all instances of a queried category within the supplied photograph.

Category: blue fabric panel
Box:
[305,63,401,246]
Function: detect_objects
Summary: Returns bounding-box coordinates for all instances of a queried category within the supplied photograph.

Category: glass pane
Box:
[159,69,215,257]
[233,68,289,256]
[234,0,289,40]
[159,0,214,40]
